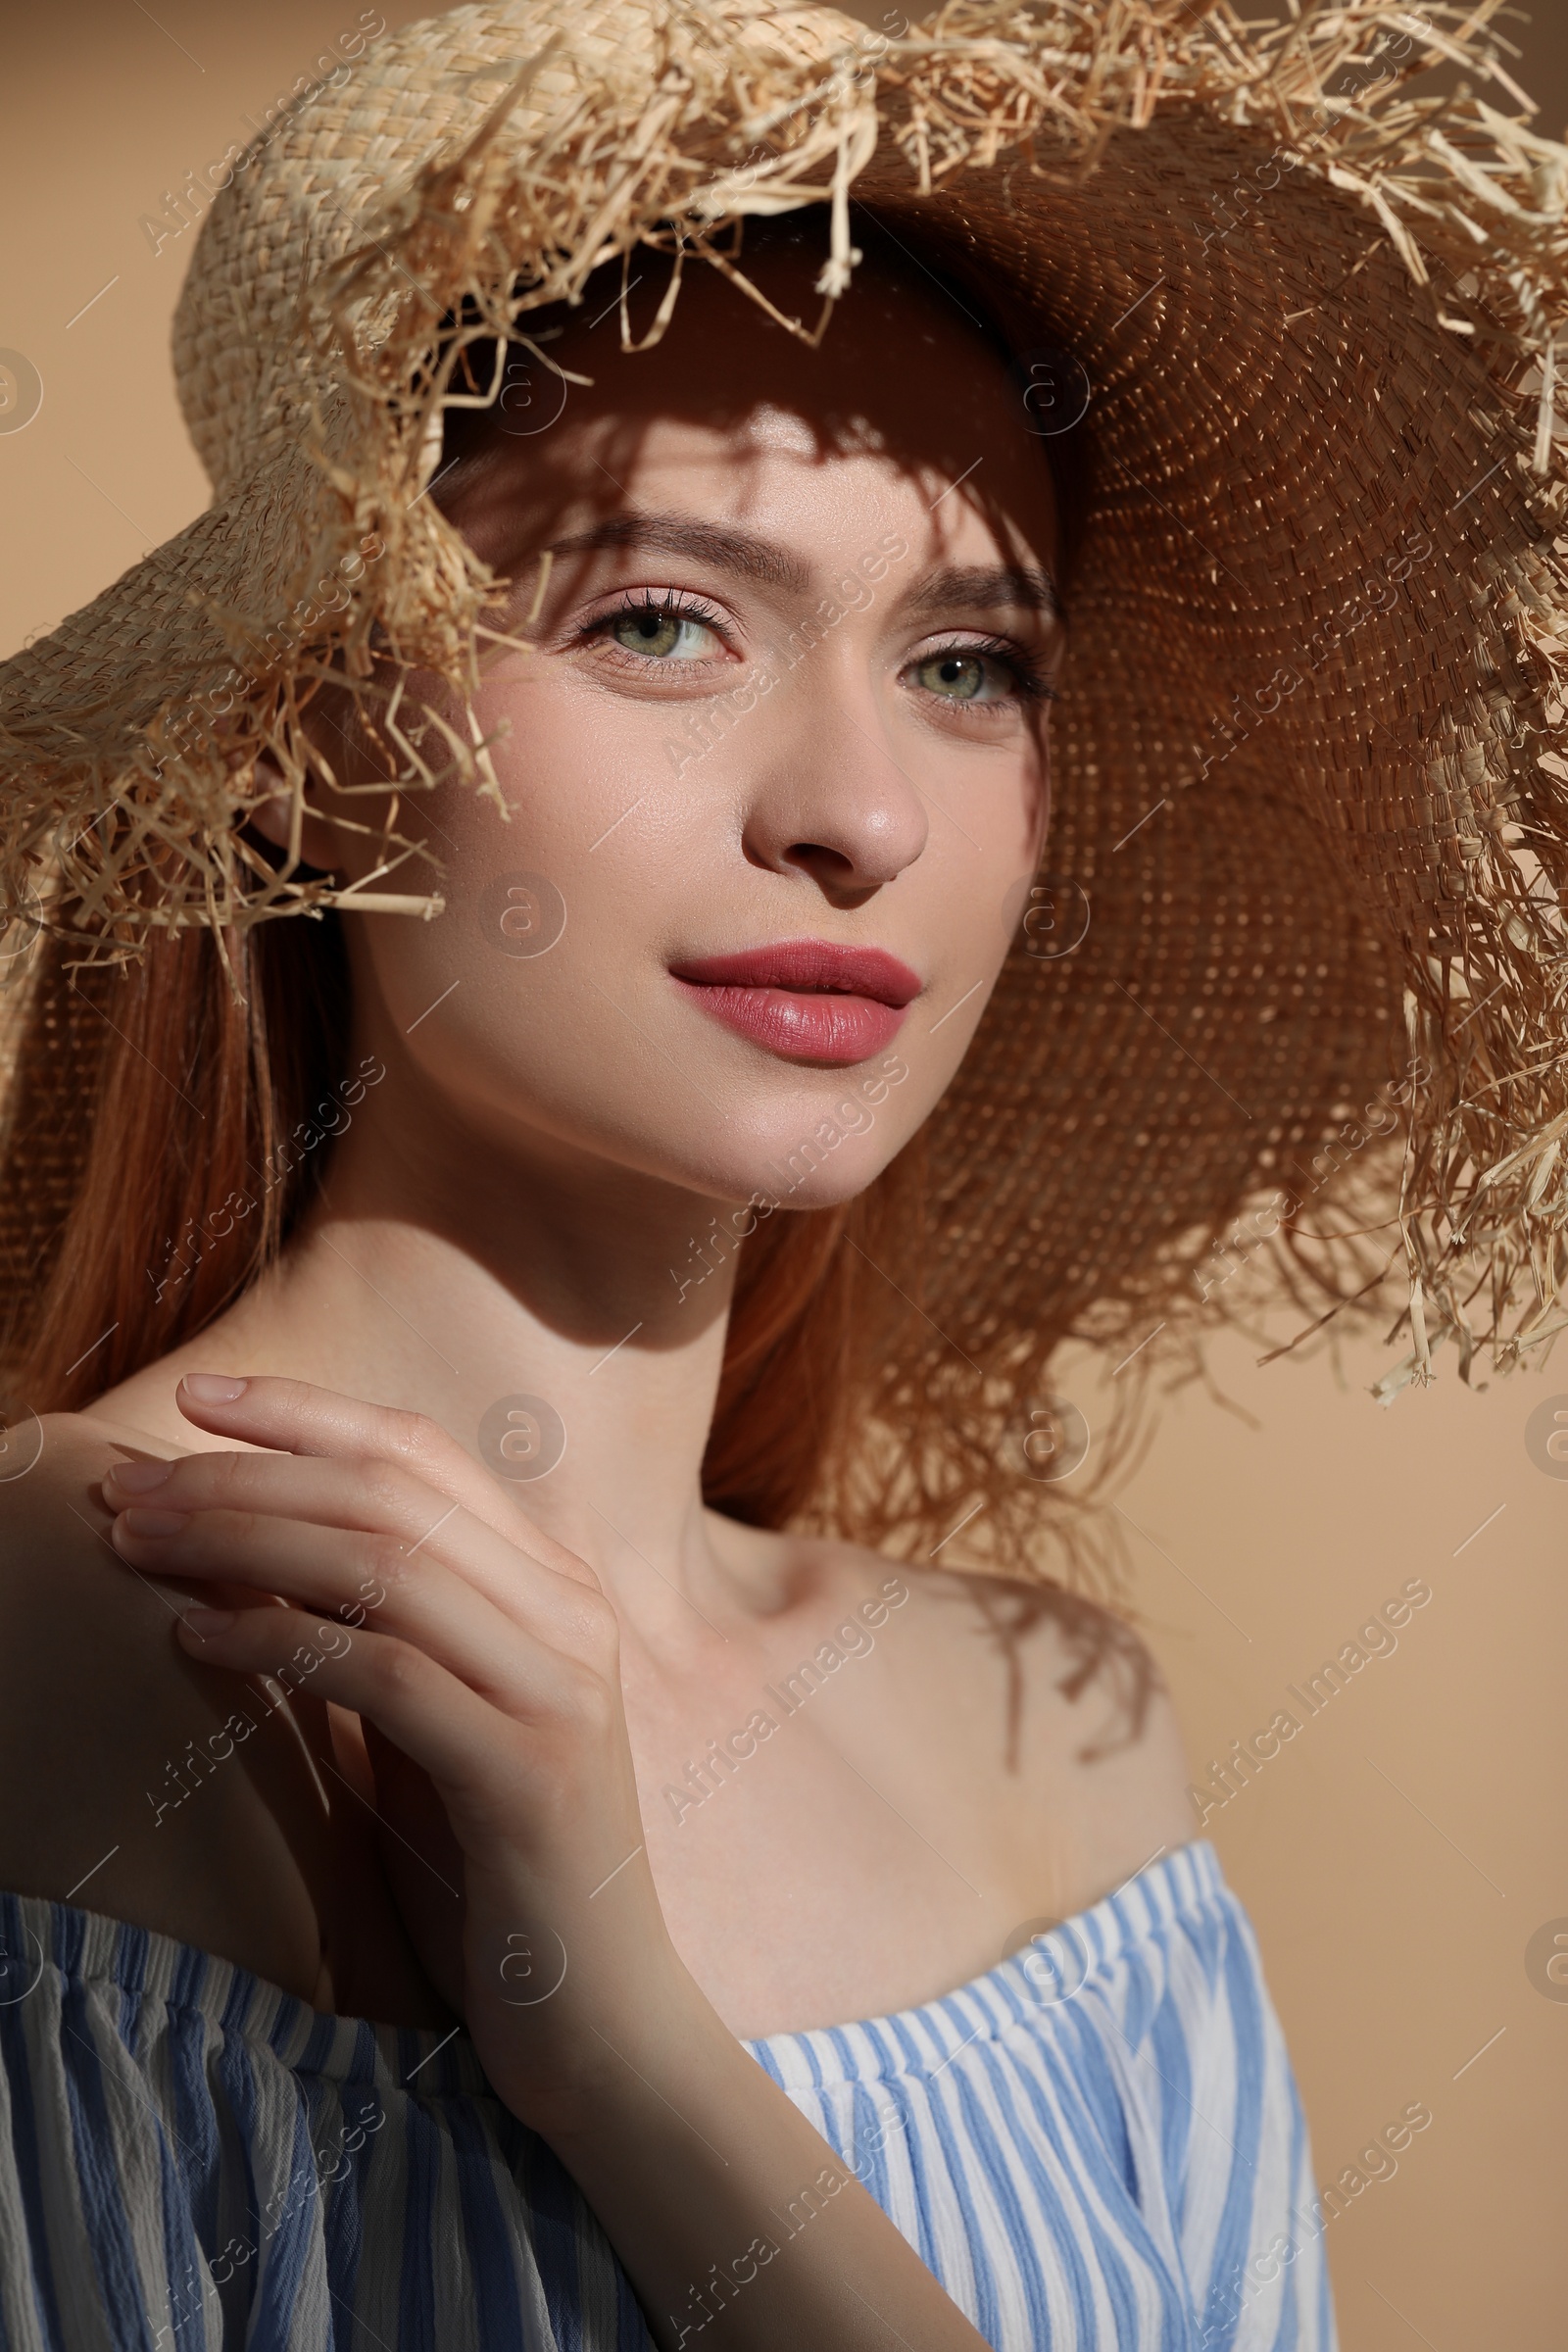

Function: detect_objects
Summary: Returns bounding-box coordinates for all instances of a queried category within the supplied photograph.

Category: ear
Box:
[244,754,342,875]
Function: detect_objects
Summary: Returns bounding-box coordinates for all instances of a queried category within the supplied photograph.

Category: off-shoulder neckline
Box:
[741,1838,1224,2079]
[0,1838,1224,2097]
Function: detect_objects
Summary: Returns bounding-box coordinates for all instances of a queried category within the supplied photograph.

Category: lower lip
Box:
[672,982,907,1065]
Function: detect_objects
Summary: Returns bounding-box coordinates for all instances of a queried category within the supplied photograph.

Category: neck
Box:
[123,1056,770,1644]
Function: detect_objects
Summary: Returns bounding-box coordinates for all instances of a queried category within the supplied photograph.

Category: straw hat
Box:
[2,0,1567,1426]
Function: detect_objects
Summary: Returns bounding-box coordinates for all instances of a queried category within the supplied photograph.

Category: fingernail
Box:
[181,1374,248,1403]
[180,1605,235,1634]
[108,1457,173,1493]
[121,1507,188,1538]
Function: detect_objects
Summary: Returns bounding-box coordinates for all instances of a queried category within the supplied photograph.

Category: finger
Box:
[101,1447,606,1655]
[171,1374,598,1590]
[172,1600,552,1848]
[110,1504,586,1720]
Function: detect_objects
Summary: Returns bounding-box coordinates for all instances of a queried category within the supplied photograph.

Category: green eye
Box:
[608,608,713,660]
[916,653,993,702]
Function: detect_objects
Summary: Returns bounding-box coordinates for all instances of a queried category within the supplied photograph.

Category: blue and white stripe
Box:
[743,1840,1336,2351]
[0,1840,1334,2348]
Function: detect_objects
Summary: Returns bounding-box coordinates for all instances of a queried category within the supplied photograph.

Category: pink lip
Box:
[669,939,921,1066]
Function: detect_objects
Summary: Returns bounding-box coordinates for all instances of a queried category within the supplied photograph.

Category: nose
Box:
[740,668,930,909]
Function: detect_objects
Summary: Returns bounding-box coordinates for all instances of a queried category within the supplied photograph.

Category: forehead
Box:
[443,250,1058,570]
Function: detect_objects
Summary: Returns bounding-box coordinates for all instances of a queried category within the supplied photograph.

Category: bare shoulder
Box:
[0,1410,331,1994]
[807,1538,1197,1911]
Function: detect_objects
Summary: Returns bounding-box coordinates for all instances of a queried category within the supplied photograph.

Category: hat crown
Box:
[4,0,1567,1444]
[173,0,856,498]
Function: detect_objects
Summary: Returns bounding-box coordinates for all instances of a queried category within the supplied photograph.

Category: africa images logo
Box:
[1524,1394,1568,1478]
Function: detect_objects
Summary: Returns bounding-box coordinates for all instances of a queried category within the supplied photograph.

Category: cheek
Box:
[473,665,695,860]
[920,756,1051,987]
[347,665,1044,1202]
[955,726,1054,939]
[343,682,660,1147]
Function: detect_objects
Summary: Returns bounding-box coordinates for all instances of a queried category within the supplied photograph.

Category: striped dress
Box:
[0,1839,1336,2350]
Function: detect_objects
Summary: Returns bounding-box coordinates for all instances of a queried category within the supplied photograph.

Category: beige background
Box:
[4,5,1566,2345]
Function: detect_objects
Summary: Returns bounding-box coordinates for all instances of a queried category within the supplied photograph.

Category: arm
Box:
[0,1414,337,1995]
[536,1980,978,2350]
[100,1376,990,2352]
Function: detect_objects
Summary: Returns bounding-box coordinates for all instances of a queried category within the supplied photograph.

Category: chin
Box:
[705,1044,918,1208]
[660,1116,892,1303]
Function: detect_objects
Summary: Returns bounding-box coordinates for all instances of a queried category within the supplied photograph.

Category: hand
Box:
[103,1375,998,2352]
[101,1372,702,2131]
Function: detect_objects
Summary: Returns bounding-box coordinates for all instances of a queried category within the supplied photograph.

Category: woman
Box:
[0,2,1561,2347]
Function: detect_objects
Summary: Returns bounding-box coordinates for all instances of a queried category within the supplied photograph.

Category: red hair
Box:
[2,912,902,1532]
[0,910,1158,1766]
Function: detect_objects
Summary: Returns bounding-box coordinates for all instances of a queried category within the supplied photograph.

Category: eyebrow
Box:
[902,565,1063,626]
[541,517,1061,625]
[544,514,810,593]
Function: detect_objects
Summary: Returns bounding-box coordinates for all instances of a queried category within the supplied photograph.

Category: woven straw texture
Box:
[1,0,1567,1414]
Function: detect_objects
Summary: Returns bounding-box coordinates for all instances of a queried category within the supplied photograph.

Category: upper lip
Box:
[668,940,921,1007]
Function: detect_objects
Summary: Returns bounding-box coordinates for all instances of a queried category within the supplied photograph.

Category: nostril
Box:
[785,842,855,874]
[783,844,882,908]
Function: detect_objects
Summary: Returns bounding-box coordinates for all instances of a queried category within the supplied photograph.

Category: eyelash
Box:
[582,592,729,652]
[927,634,1057,706]
[580,594,1056,703]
